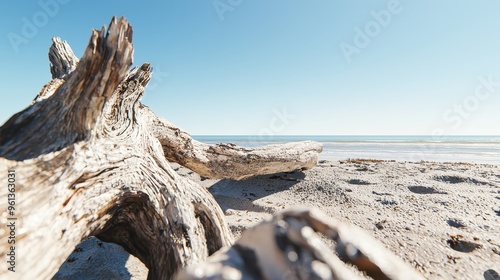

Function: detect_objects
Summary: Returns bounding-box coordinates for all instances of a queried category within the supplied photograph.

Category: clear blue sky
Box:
[1,0,499,135]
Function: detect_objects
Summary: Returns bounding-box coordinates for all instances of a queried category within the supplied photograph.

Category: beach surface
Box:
[54,159,500,279]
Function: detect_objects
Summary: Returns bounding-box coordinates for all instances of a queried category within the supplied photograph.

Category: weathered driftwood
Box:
[151,116,322,180]
[178,208,425,280]
[0,17,323,279]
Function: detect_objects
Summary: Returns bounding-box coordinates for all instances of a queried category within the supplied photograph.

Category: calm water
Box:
[193,135,500,165]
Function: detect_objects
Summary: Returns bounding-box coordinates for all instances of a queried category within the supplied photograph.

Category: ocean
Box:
[192,135,500,165]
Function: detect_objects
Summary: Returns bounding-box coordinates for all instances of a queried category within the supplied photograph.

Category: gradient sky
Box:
[1,1,500,135]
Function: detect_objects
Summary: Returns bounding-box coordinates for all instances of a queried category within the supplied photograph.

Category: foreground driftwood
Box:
[0,17,321,279]
[178,208,425,280]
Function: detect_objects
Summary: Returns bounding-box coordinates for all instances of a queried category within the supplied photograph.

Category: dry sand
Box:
[54,159,500,279]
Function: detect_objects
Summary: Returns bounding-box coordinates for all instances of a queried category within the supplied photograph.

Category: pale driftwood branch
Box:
[147,113,323,180]
[178,208,425,280]
[49,37,79,79]
[0,16,325,280]
[32,38,80,104]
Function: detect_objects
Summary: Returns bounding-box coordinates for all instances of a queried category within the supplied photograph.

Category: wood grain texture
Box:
[0,17,323,280]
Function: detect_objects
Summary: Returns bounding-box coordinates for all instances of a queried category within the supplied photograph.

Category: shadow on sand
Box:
[208,170,305,212]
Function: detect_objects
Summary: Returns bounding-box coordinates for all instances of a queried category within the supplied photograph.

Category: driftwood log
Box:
[178,208,425,280]
[0,17,321,279]
[0,17,423,280]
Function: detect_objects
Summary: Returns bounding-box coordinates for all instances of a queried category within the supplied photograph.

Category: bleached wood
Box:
[148,114,323,180]
[0,17,323,280]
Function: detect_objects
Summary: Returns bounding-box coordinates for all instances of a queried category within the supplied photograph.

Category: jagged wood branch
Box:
[0,17,133,160]
[32,37,79,104]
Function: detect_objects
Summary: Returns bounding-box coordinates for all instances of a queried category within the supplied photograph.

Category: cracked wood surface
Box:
[0,17,323,280]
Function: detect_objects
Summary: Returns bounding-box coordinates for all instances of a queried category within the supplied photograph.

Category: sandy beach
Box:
[54,159,500,279]
[2,3,499,279]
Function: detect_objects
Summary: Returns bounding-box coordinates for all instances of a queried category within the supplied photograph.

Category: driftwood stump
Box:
[0,17,322,279]
[178,208,425,280]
